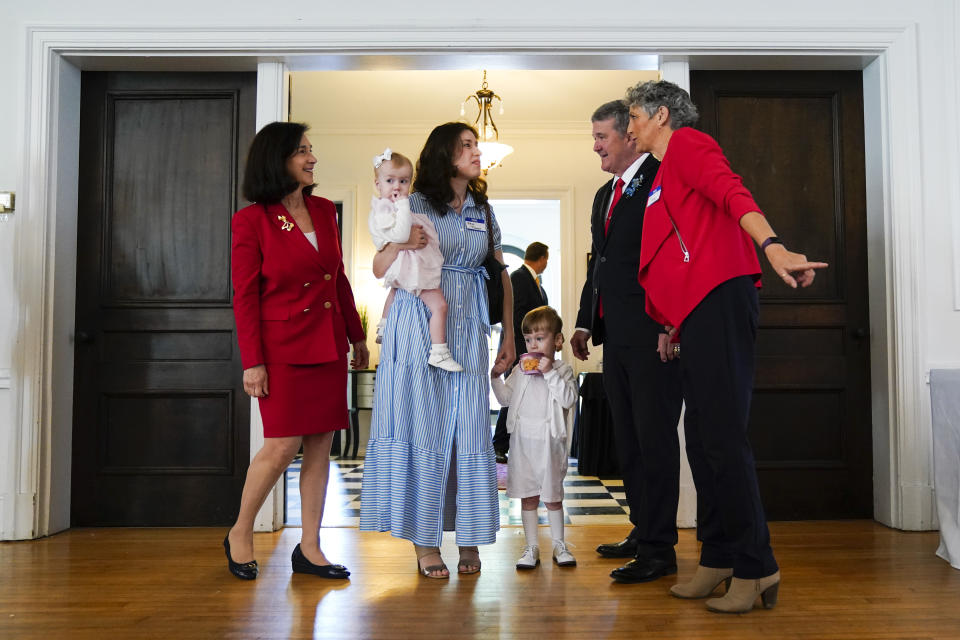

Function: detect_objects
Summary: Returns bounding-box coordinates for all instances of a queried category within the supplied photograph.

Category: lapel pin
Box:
[277,215,295,232]
[623,175,642,198]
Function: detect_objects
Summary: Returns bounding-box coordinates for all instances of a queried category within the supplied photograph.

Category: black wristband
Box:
[761,236,783,251]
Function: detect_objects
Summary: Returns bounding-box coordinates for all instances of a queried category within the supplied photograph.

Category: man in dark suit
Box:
[493,242,549,462]
[570,100,684,583]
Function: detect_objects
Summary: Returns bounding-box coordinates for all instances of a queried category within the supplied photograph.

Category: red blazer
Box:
[231,195,365,370]
[637,127,763,328]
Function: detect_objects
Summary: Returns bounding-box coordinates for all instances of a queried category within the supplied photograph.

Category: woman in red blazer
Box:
[625,81,827,614]
[225,122,368,581]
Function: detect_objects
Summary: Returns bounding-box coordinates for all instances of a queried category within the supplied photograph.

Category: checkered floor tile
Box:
[285,458,630,528]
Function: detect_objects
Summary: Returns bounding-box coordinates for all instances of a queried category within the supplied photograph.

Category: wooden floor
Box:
[2,521,959,639]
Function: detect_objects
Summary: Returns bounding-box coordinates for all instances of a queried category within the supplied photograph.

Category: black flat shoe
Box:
[596,537,640,558]
[291,543,350,579]
[610,555,677,584]
[223,534,258,580]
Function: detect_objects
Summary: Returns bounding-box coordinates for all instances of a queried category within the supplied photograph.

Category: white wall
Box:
[1,0,959,537]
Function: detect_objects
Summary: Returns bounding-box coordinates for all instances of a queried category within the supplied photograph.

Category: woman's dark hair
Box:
[412,122,488,215]
[242,121,314,203]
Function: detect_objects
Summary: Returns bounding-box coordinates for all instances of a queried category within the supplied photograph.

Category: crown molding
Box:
[26,22,912,56]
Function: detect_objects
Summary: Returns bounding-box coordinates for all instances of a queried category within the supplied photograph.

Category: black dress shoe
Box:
[223,534,258,580]
[610,555,678,584]
[596,537,640,558]
[291,543,350,579]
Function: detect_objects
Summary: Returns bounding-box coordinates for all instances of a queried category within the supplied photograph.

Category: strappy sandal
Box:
[414,545,449,579]
[457,546,481,575]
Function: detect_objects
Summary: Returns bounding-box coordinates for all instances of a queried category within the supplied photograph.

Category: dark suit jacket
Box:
[231,196,365,370]
[575,154,664,346]
[510,264,547,359]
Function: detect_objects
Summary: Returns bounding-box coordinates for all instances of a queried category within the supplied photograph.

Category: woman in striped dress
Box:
[360,123,516,578]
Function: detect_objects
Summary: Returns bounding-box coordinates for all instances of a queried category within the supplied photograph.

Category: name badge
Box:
[464,216,486,232]
[647,186,661,206]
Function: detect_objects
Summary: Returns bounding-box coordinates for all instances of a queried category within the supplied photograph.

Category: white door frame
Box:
[5,22,934,538]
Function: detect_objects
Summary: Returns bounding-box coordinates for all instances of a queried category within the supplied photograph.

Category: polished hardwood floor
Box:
[2,521,958,639]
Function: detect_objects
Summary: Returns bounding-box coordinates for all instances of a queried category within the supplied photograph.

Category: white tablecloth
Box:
[930,369,960,569]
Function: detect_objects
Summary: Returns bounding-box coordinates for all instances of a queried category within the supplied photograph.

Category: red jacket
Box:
[637,127,763,328]
[231,195,365,370]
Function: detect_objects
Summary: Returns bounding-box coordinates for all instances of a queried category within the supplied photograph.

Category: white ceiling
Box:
[291,69,661,134]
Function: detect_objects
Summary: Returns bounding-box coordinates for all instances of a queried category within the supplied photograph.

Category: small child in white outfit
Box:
[368,148,462,372]
[491,305,579,569]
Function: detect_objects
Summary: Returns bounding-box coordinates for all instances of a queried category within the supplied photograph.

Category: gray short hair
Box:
[624,80,699,130]
[591,100,630,136]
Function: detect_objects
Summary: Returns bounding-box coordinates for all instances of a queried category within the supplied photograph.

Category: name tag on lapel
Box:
[647,186,662,206]
[464,216,486,232]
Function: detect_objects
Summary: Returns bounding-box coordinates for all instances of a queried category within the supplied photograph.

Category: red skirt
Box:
[258,355,349,438]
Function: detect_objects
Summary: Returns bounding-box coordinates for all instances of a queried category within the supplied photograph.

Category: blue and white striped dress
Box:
[360,191,501,547]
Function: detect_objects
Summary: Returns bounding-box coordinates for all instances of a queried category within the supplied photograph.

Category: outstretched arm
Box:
[738,212,828,289]
[671,132,828,289]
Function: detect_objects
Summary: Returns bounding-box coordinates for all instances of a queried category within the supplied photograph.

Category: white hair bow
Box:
[373,148,393,169]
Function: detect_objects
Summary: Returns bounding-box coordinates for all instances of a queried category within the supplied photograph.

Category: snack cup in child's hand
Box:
[519,352,544,375]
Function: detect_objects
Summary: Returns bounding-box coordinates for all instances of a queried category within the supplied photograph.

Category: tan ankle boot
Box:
[670,565,734,599]
[705,571,780,613]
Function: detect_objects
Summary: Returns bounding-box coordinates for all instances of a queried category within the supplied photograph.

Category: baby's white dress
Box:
[368,196,444,294]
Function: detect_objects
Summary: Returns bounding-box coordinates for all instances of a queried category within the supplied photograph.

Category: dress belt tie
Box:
[441,264,491,335]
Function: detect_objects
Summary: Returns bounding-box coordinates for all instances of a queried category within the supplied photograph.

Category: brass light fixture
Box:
[460,70,514,173]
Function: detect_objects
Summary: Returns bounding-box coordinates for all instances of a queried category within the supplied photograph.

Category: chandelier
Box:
[460,70,514,173]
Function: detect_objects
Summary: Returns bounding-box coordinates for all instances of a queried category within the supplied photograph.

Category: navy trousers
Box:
[680,275,778,579]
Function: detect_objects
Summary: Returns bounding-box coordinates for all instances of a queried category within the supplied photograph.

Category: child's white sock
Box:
[521,509,539,547]
[547,507,565,543]
[548,507,576,567]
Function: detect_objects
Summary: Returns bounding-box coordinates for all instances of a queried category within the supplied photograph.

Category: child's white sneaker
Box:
[516,545,540,570]
[375,319,385,345]
[428,343,464,372]
[552,540,576,567]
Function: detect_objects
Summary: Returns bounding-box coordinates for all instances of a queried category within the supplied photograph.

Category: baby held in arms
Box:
[368,148,462,372]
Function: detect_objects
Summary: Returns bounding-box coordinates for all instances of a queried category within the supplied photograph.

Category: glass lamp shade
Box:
[478,141,514,171]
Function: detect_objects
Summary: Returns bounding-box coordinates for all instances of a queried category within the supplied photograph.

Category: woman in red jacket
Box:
[225,122,368,581]
[625,81,827,613]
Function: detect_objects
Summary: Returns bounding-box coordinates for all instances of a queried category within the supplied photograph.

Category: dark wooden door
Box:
[72,72,256,526]
[690,71,872,519]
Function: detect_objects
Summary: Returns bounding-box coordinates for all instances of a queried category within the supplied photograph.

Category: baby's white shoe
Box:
[552,540,576,567]
[375,319,385,345]
[428,343,463,372]
[516,545,540,570]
